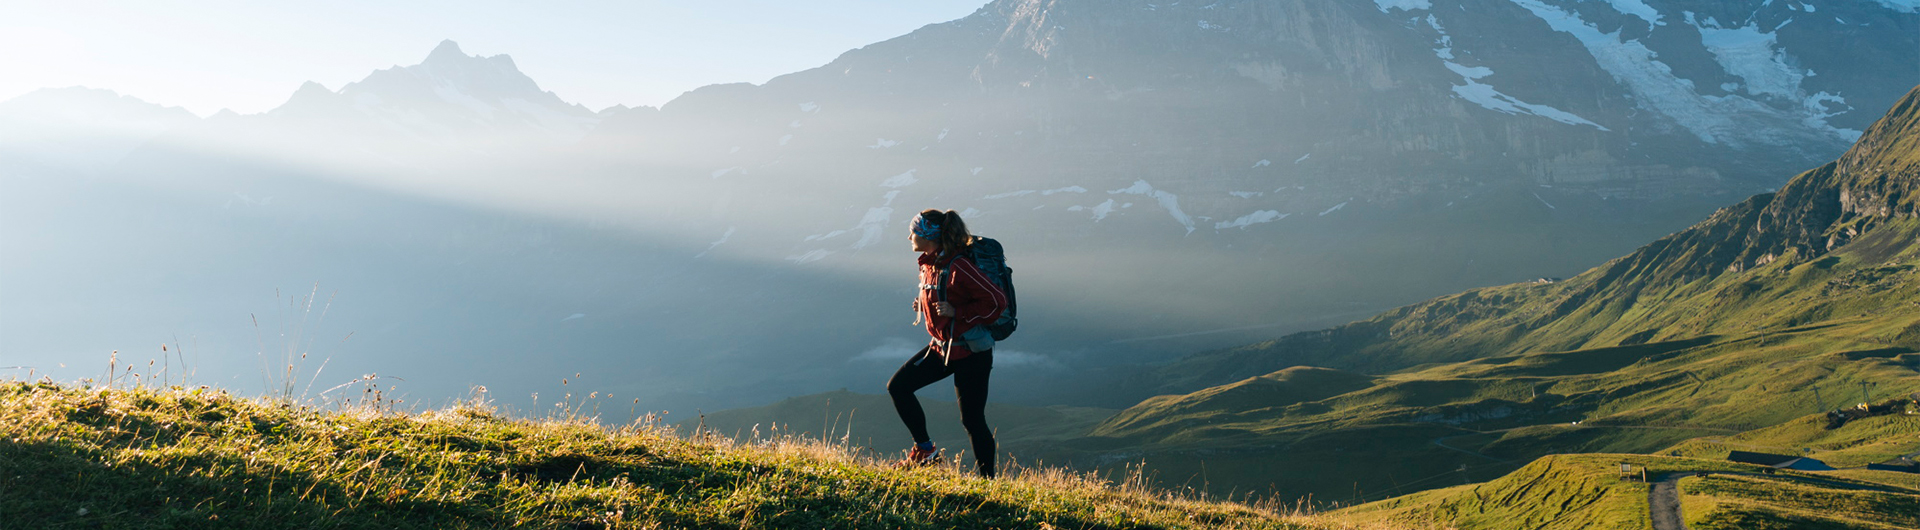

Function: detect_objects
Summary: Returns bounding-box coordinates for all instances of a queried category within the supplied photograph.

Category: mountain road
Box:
[1649,473,1694,530]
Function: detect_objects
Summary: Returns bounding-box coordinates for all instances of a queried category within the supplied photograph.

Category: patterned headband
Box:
[911,215,942,239]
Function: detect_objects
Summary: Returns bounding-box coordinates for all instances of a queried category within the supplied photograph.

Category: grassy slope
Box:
[1680,472,1920,530]
[1067,318,1920,502]
[0,382,1355,530]
[684,389,1118,466]
[1663,411,1920,468]
[1148,83,1920,395]
[1044,85,1920,503]
[1335,454,1920,530]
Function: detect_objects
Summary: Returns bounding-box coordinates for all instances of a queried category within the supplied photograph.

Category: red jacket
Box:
[917,250,1007,361]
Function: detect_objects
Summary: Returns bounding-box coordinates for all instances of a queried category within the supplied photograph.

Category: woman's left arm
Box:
[946,260,1007,326]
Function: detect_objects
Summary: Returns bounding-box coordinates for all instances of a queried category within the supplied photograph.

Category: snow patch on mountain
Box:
[804,230,847,242]
[1068,200,1119,221]
[985,185,1086,199]
[1090,199,1117,221]
[1109,180,1196,235]
[1429,14,1606,130]
[1694,20,1803,100]
[1872,0,1920,12]
[851,191,902,249]
[799,190,902,253]
[1229,191,1264,198]
[695,227,736,258]
[1253,159,1272,168]
[786,249,833,264]
[869,138,901,148]
[1604,0,1664,26]
[1447,65,1609,130]
[1319,201,1350,216]
[326,41,601,146]
[1374,0,1432,12]
[1510,0,1858,146]
[880,170,918,188]
[1215,210,1288,230]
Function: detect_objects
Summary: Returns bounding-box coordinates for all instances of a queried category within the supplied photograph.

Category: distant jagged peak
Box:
[0,85,200,128]
[284,80,335,102]
[1,86,196,117]
[413,39,527,82]
[287,38,602,140]
[423,39,469,64]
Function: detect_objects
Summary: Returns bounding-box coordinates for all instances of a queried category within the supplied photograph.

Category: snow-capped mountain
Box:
[149,39,615,176]
[598,0,1916,204]
[272,40,603,147]
[6,1,1917,415]
[574,0,1917,335]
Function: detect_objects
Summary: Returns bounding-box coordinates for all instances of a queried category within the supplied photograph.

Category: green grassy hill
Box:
[1334,454,1920,530]
[1663,409,1920,468]
[1060,322,1919,503]
[0,381,1369,529]
[681,86,1920,514]
[1147,83,1920,394]
[1034,84,1920,505]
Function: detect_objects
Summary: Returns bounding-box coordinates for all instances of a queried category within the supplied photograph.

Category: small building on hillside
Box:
[1727,451,1834,471]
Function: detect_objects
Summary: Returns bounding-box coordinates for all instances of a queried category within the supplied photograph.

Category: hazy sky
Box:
[0,0,987,116]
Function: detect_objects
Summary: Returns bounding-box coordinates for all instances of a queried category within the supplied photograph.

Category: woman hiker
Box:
[889,208,1008,478]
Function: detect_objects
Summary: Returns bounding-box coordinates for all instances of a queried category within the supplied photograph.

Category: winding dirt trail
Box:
[1649,473,1694,530]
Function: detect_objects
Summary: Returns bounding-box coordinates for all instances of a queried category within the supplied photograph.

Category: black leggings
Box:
[887,346,995,478]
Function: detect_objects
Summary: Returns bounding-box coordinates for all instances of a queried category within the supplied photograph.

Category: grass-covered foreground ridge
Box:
[0,381,1366,530]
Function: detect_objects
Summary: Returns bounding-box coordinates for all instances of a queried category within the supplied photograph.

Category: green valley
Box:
[696,84,1920,526]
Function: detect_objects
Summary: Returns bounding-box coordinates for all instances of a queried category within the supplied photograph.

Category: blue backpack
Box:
[962,236,1019,340]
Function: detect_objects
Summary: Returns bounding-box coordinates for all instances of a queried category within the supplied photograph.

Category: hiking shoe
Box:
[894,444,942,468]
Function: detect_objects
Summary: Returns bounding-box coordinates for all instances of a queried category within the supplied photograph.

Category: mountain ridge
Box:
[1146,83,1920,395]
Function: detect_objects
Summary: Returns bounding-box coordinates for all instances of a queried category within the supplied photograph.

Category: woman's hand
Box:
[933,301,956,317]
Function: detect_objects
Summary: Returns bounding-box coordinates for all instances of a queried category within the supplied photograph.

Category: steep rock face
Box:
[599,0,1914,205]
[573,0,1915,344]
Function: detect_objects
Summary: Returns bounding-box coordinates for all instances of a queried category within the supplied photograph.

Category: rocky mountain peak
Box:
[1575,85,1920,287]
[423,39,468,64]
[254,39,599,148]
